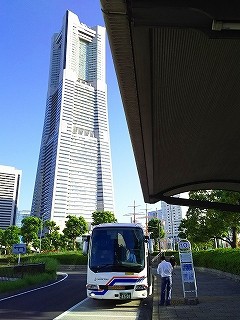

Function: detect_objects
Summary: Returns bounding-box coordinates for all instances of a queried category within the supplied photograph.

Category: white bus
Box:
[83,223,153,300]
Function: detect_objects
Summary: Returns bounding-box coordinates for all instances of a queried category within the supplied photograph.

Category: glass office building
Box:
[31,11,114,230]
[0,165,21,229]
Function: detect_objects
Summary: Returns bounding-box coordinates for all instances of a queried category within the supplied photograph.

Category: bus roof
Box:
[92,223,144,230]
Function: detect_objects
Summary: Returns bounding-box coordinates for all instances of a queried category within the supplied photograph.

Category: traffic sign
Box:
[178,240,190,251]
[12,243,27,254]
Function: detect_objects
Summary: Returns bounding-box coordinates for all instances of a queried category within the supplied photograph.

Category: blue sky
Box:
[0,0,186,223]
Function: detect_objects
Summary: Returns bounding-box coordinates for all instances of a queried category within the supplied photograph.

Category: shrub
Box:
[0,272,56,294]
[192,248,240,275]
[0,256,59,294]
[0,251,88,266]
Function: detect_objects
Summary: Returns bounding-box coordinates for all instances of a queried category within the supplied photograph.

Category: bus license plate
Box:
[119,292,131,300]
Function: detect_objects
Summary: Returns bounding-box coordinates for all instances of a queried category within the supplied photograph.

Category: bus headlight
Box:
[86,284,99,290]
[135,284,148,291]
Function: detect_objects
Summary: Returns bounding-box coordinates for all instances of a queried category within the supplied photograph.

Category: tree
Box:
[62,215,88,250]
[148,218,165,250]
[178,190,240,248]
[178,206,212,249]
[2,226,20,254]
[91,211,117,226]
[58,234,69,251]
[21,216,41,247]
[43,220,61,251]
[0,229,5,254]
[38,237,52,252]
[44,220,60,234]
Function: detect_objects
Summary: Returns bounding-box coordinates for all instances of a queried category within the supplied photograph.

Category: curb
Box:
[152,274,160,320]
[196,267,240,282]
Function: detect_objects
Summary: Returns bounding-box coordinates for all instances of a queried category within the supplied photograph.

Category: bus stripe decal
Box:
[90,276,146,296]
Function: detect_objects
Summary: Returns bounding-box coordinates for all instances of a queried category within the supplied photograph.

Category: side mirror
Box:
[148,239,154,254]
[82,238,89,255]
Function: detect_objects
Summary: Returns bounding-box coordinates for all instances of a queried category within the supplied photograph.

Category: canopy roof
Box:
[101,0,240,211]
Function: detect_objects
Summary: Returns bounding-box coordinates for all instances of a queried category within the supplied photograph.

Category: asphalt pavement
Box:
[152,266,240,320]
[2,264,240,320]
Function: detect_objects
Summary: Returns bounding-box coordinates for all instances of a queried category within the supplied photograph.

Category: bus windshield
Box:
[89,226,145,273]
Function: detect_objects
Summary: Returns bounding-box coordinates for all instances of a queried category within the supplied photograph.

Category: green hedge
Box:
[0,251,87,266]
[33,252,88,265]
[0,272,57,294]
[0,257,59,294]
[153,249,240,275]
[192,248,240,275]
[0,257,58,277]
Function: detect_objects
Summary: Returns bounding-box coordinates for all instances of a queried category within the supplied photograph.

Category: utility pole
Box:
[155,207,161,250]
[170,204,174,250]
[140,203,152,235]
[128,200,141,223]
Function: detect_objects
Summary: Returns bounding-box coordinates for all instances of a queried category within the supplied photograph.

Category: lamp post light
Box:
[39,213,47,253]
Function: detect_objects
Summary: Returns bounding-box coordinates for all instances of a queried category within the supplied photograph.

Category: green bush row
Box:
[0,272,56,294]
[0,251,88,266]
[153,249,240,276]
[192,248,240,275]
[0,257,58,294]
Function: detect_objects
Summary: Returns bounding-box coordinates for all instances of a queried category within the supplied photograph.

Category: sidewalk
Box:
[152,266,240,320]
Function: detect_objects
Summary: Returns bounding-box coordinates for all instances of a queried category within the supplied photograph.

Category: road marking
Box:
[53,298,90,319]
[55,314,136,318]
[0,272,68,302]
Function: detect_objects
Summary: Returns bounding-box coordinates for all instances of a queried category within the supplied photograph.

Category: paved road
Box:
[0,269,152,320]
[2,264,240,320]
[0,272,87,320]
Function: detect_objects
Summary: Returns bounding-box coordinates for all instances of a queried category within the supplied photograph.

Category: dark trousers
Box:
[160,276,172,305]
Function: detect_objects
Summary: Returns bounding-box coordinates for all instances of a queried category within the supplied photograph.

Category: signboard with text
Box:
[178,239,198,299]
[12,243,27,254]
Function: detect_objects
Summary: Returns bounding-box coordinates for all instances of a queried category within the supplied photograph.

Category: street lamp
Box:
[39,213,47,253]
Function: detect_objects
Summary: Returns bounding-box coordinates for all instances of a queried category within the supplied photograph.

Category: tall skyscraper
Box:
[0,165,22,229]
[31,11,114,230]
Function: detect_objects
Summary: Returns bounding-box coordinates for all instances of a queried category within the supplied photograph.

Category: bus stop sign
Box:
[179,240,190,252]
[178,239,198,304]
[12,243,27,254]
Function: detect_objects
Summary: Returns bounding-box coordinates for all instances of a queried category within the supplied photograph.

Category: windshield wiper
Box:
[95,264,116,272]
[91,263,143,273]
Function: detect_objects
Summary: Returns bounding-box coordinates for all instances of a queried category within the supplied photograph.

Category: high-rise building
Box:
[0,165,22,229]
[31,11,114,230]
[148,198,183,250]
[15,210,31,228]
[160,199,182,250]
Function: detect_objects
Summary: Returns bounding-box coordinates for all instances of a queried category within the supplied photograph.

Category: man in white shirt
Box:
[157,255,173,306]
